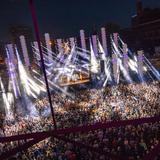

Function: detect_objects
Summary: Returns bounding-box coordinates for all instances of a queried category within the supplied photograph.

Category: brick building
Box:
[121,0,160,57]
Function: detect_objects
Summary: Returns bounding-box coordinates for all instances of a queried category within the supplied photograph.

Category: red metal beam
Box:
[1,116,160,159]
[29,0,57,129]
[0,133,123,160]
[0,135,48,160]
[1,116,160,143]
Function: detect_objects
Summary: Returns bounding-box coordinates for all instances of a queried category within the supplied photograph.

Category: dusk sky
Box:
[0,0,160,41]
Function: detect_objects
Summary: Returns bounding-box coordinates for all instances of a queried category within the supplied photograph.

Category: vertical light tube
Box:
[6,45,20,98]
[101,27,108,55]
[92,35,98,57]
[137,50,144,81]
[80,30,86,50]
[57,39,64,53]
[113,33,118,47]
[44,33,52,62]
[69,37,75,48]
[20,35,30,67]
[123,43,129,72]
[7,44,16,65]
[112,53,119,84]
[33,41,39,62]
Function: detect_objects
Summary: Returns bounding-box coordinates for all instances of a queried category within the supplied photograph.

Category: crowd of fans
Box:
[0,81,160,159]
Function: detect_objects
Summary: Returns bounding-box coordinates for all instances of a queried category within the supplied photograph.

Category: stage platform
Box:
[59,78,90,86]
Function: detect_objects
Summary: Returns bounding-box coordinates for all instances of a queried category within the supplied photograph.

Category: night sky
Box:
[0,0,160,41]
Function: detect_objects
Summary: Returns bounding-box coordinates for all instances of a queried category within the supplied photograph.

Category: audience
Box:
[0,81,160,159]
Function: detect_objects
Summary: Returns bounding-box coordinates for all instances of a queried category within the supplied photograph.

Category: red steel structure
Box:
[0,116,160,159]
